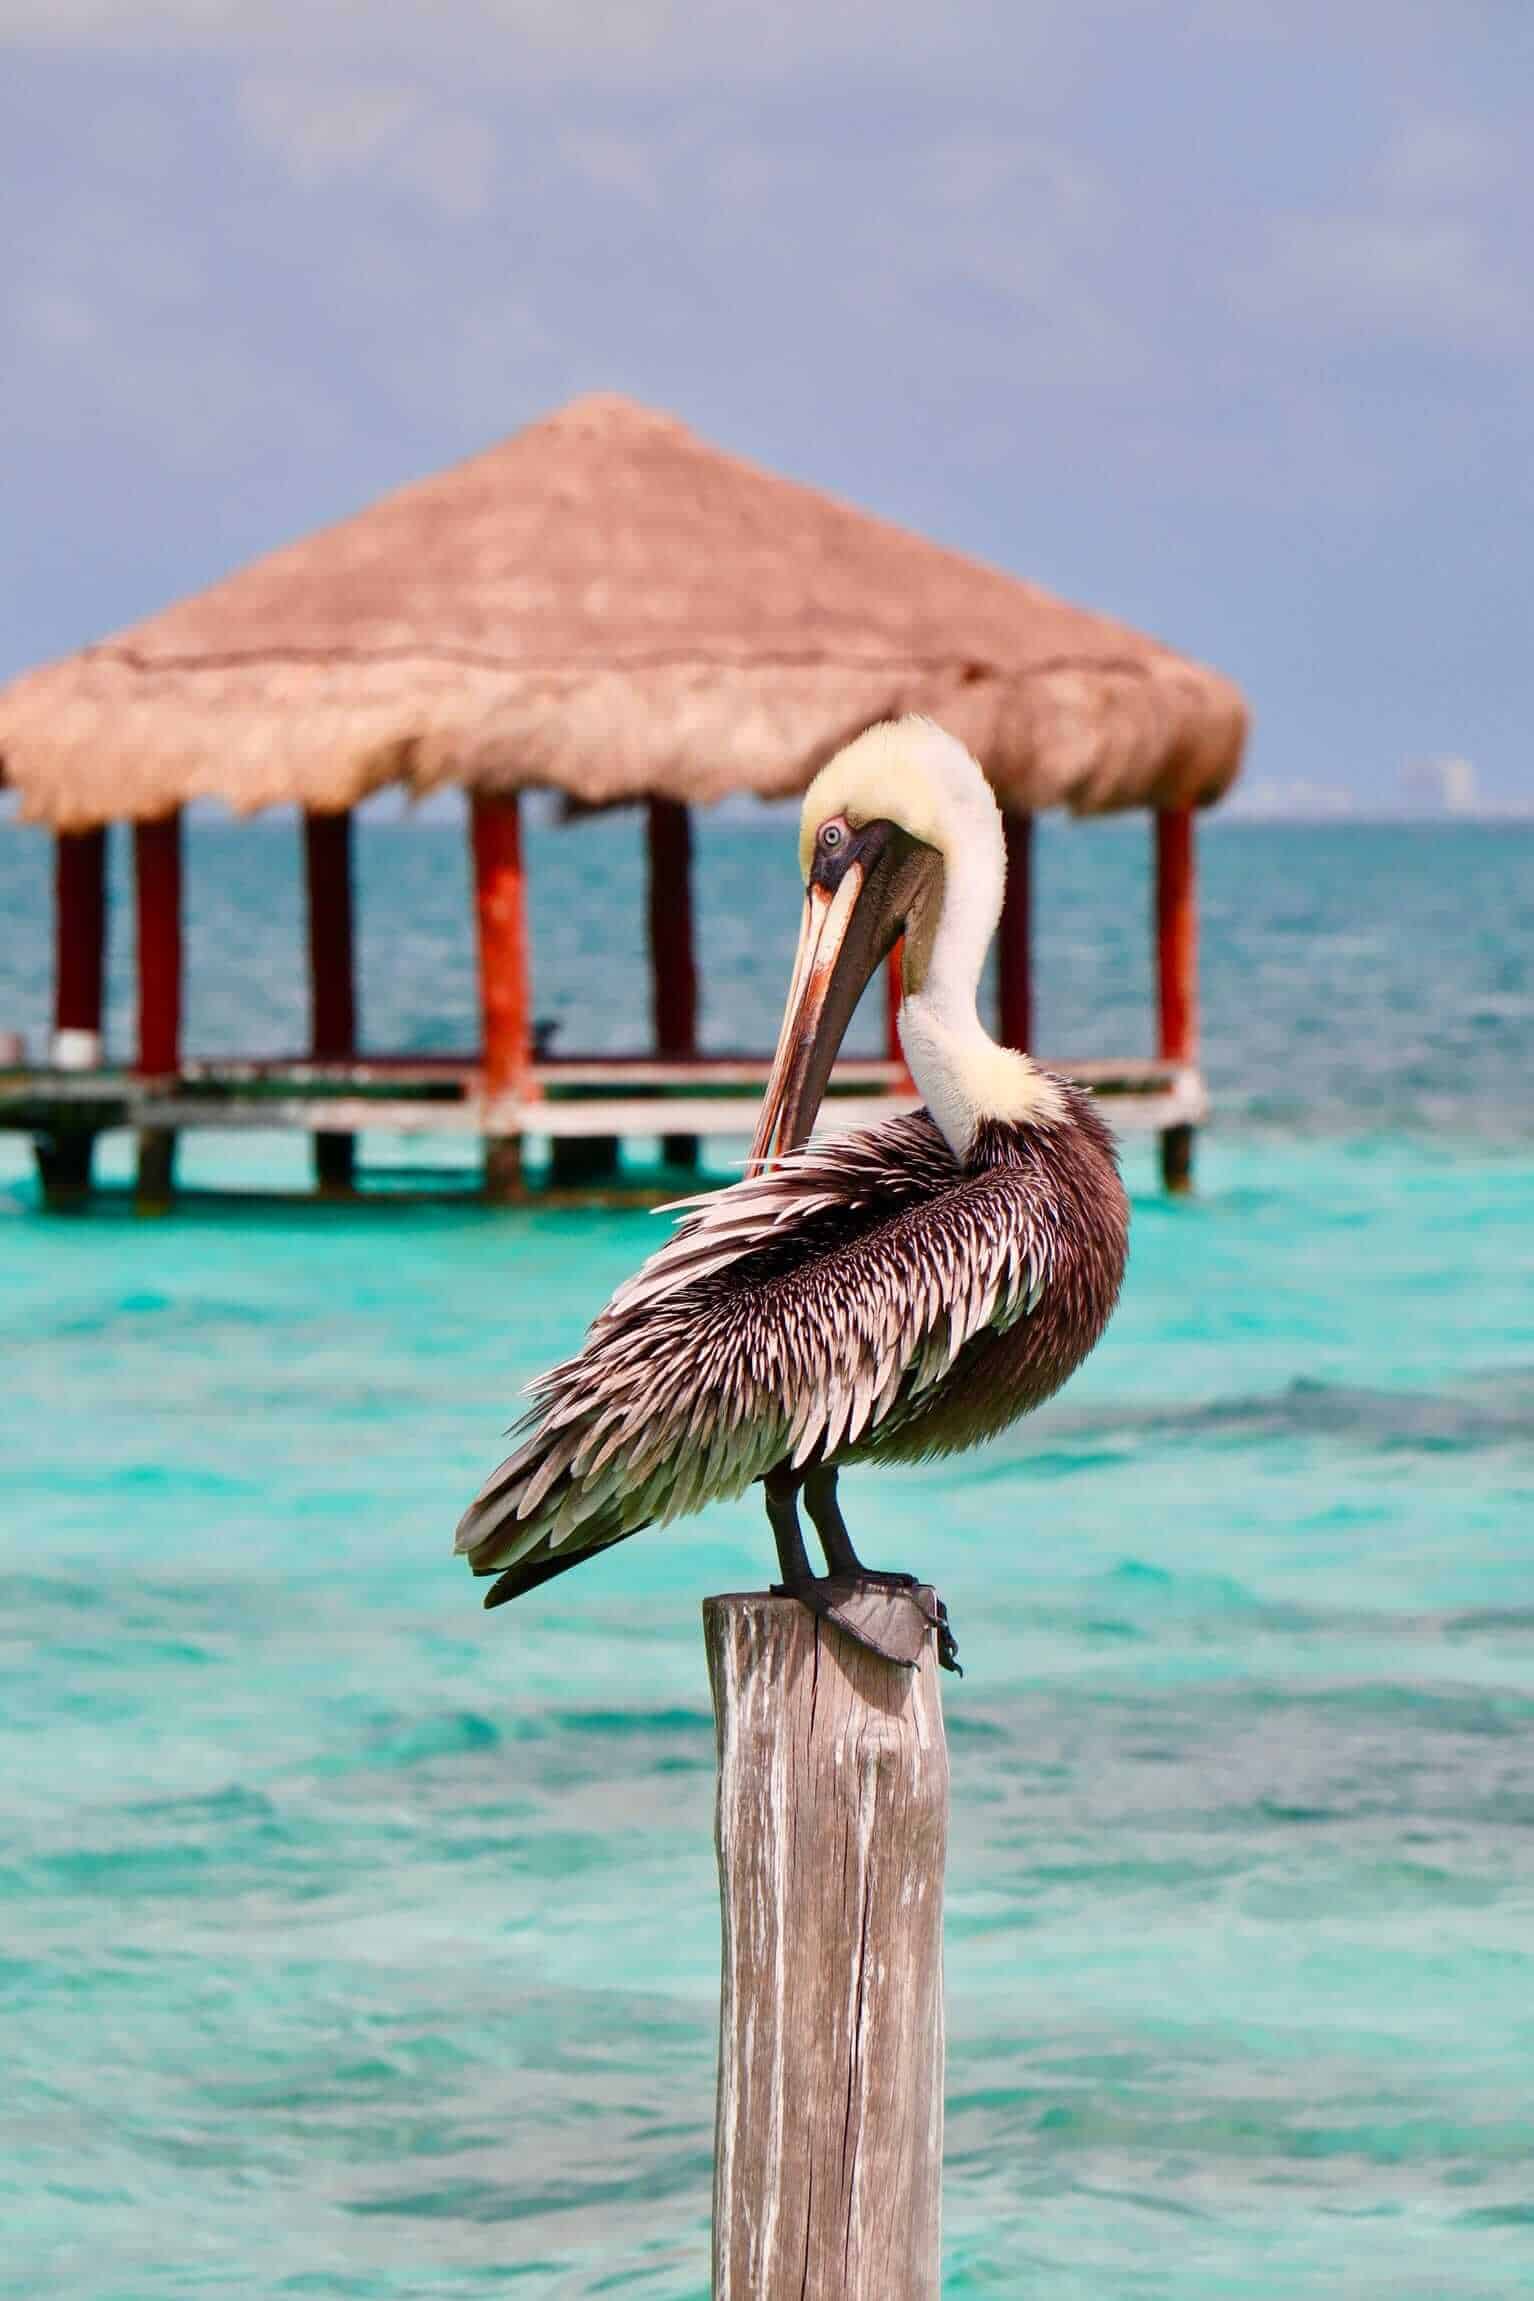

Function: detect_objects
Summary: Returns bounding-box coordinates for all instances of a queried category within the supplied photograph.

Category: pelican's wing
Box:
[455,1109,1054,1600]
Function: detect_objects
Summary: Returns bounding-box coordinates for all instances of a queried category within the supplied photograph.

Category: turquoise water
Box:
[2,820,1533,2295]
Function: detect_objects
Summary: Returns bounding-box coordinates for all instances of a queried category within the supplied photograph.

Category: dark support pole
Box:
[997,809,1033,1051]
[647,797,698,1171]
[471,792,530,1203]
[304,808,358,1195]
[134,811,182,1211]
[39,826,108,1207]
[1155,807,1198,1195]
[54,827,107,1052]
[34,1129,98,1212]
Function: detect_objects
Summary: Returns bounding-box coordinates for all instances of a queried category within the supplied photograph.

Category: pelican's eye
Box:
[818,820,846,853]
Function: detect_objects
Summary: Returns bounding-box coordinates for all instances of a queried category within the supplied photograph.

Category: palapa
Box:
[0,393,1246,832]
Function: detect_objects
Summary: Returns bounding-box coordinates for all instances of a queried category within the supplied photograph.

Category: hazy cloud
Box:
[1250,111,1529,350]
[2,3,1532,802]
[238,77,497,216]
[0,0,1070,83]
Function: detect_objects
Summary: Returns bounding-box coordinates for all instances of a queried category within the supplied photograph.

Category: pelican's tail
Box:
[453,1391,650,1611]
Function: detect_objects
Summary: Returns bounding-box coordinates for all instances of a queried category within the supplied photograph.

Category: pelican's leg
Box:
[764,1465,960,1674]
[764,1465,815,1590]
[802,1464,918,1588]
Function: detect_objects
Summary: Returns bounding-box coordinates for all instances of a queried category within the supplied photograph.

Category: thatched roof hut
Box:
[3,393,1246,1209]
[0,392,1245,832]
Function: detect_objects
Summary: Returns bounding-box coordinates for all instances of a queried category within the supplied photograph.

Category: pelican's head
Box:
[750,718,1005,1165]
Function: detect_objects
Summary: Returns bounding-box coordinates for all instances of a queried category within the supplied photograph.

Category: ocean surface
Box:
[2,815,1532,2297]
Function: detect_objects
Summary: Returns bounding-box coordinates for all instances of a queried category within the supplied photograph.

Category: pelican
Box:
[455,718,1129,1670]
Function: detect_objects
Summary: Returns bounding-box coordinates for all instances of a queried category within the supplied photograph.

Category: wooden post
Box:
[704,1593,948,2301]
[471,792,530,1202]
[41,826,108,1206]
[997,810,1033,1051]
[1155,806,1198,1194]
[647,798,699,1170]
[34,1128,98,1212]
[134,811,182,1209]
[304,808,358,1195]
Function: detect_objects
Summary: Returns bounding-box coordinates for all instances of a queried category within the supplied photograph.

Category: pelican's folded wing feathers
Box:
[454,1109,1057,1604]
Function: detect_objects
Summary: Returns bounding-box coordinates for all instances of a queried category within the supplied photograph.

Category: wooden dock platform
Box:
[0,1051,1205,1205]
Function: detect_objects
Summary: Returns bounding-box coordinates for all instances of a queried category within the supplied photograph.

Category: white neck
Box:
[897,837,1064,1160]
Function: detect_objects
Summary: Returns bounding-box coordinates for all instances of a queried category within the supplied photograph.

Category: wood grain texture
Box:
[704,1592,948,2301]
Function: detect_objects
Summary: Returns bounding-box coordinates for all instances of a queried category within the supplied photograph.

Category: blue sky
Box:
[2,1,1530,812]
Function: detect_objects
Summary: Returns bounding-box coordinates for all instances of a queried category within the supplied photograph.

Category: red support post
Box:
[305,810,356,1060]
[646,798,700,1170]
[304,808,358,1194]
[133,810,183,1210]
[134,813,182,1078]
[885,945,902,1059]
[1154,806,1198,1192]
[885,943,913,1090]
[38,825,109,1205]
[646,799,697,1055]
[997,810,1033,1051]
[471,792,531,1200]
[1155,807,1198,1063]
[53,827,107,1050]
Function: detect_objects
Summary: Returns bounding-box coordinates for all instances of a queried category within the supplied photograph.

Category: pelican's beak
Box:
[750,824,924,1167]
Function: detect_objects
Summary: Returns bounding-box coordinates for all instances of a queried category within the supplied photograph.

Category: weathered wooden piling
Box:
[704,1592,948,2301]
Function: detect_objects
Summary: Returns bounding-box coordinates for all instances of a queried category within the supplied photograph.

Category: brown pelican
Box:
[456,718,1129,1669]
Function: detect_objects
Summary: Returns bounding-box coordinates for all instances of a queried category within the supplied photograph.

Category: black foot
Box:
[772,1574,962,1674]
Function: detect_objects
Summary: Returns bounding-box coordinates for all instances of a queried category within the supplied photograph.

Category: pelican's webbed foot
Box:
[767,1570,943,1669]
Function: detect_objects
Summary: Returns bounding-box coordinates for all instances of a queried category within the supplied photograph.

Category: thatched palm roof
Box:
[0,393,1246,831]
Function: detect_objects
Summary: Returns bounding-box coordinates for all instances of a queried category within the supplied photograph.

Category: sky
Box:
[2,1,1531,814]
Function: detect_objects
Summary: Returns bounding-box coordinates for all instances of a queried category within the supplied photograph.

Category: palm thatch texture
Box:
[0,393,1246,831]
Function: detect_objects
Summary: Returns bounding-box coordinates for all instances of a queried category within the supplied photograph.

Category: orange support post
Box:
[133,811,183,1208]
[471,793,531,1200]
[647,798,699,1169]
[1154,806,1198,1192]
[304,808,358,1194]
[997,810,1033,1051]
